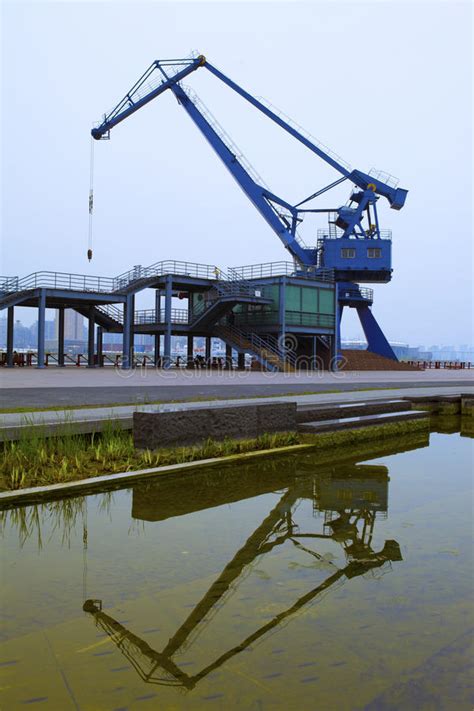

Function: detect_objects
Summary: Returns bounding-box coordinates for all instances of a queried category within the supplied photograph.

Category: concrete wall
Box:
[133,402,297,449]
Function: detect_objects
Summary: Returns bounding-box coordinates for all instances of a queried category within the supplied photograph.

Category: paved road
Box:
[1,380,473,409]
[1,367,472,408]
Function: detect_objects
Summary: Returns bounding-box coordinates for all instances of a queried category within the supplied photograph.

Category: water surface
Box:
[1,428,473,710]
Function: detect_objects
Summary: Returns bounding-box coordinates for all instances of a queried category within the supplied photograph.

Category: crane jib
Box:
[90,53,407,268]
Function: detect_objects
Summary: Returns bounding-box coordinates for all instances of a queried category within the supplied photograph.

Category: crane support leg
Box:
[356,305,397,360]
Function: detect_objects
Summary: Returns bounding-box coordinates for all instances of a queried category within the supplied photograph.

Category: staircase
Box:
[189,271,270,330]
[76,303,124,331]
[0,288,35,310]
[215,324,296,373]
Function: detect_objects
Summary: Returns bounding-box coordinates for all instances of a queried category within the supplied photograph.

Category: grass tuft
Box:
[0,423,300,491]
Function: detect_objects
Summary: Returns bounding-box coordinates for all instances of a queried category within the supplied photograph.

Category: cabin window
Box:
[341,248,356,259]
[367,248,382,258]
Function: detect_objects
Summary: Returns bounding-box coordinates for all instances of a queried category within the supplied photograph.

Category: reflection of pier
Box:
[131,431,427,523]
[84,461,402,690]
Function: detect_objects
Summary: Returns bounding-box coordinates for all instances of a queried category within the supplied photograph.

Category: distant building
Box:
[55,309,84,342]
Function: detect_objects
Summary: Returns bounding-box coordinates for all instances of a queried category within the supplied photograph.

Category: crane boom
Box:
[91,53,407,271]
[168,82,310,263]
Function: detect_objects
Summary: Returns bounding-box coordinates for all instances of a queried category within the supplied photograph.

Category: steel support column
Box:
[36,289,46,369]
[155,289,161,324]
[154,334,161,366]
[278,276,286,360]
[130,296,135,366]
[187,335,194,368]
[87,308,96,368]
[225,343,233,369]
[311,336,318,370]
[97,326,103,366]
[6,306,14,367]
[205,336,211,365]
[57,307,65,367]
[153,289,161,367]
[163,275,172,368]
[237,352,245,370]
[332,283,342,371]
[122,294,134,369]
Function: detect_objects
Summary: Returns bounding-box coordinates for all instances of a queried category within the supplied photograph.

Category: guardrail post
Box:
[36,288,46,369]
[163,275,172,368]
[57,307,65,367]
[6,306,14,367]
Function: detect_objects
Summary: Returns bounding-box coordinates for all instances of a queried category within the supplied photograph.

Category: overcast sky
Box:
[1,1,472,345]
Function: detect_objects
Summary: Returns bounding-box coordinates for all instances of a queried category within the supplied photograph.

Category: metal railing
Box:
[231,309,335,329]
[317,228,392,241]
[368,168,399,189]
[135,308,189,325]
[0,260,237,296]
[182,85,269,191]
[112,259,224,290]
[0,276,19,292]
[95,305,190,326]
[250,330,298,368]
[189,270,267,325]
[339,287,373,302]
[407,360,472,370]
[95,303,123,323]
[229,262,334,282]
[180,86,308,250]
[0,271,116,294]
[0,258,334,304]
[255,96,352,172]
[285,311,335,328]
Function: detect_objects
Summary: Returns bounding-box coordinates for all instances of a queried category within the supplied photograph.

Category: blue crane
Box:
[92,54,408,360]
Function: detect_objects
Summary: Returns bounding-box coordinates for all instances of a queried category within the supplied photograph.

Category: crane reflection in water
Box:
[83,459,402,691]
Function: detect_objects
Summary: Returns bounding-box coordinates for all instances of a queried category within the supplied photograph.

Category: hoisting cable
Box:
[88,137,95,261]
